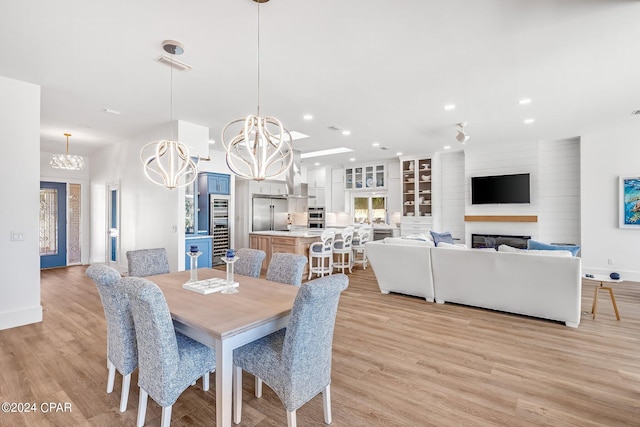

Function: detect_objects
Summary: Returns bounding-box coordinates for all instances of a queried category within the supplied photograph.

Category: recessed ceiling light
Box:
[314,162,320,166]
[349,158,356,162]
[103,108,121,115]
[342,130,351,136]
[444,104,456,111]
[303,114,313,120]
[372,142,380,147]
[523,118,535,124]
[396,152,403,156]
[518,98,532,105]
[208,139,216,144]
[444,145,451,150]
[300,147,354,159]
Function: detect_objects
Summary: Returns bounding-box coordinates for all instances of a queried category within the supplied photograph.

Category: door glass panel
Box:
[39,189,58,255]
[68,184,81,264]
[109,186,119,264]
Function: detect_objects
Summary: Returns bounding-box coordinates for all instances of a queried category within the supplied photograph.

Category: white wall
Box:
[538,138,581,246]
[0,75,42,330]
[464,141,540,243]
[581,116,640,281]
[437,151,465,241]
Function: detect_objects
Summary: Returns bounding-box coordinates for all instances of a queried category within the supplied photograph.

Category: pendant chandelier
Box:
[140,40,199,189]
[50,133,85,171]
[221,0,293,181]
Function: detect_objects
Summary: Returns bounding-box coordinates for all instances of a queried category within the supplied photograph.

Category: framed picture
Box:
[619,176,640,228]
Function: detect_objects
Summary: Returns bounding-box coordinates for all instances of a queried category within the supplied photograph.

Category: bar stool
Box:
[308,229,336,279]
[333,226,354,274]
[352,225,372,270]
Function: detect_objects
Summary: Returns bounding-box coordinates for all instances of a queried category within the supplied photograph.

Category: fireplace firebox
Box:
[471,234,531,250]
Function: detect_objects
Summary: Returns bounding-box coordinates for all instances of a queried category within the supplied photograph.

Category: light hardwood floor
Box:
[1,265,639,426]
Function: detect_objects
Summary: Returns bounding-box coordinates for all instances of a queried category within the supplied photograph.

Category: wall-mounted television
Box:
[471,173,530,204]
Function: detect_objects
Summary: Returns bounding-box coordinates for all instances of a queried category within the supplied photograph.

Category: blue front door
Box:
[40,182,67,269]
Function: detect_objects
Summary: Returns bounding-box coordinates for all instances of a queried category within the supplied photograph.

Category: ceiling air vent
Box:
[327,125,343,131]
[157,54,192,71]
[380,146,389,150]
[631,110,640,116]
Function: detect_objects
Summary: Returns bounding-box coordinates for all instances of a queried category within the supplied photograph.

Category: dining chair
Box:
[121,276,216,427]
[332,226,355,274]
[351,225,372,270]
[85,264,137,413]
[126,248,170,277]
[308,229,336,279]
[233,274,349,427]
[234,248,267,278]
[266,252,308,287]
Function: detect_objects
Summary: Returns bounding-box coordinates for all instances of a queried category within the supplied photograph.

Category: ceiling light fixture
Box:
[443,145,451,150]
[372,142,380,147]
[50,133,85,171]
[456,122,470,144]
[444,104,456,111]
[140,40,199,189]
[303,114,313,120]
[349,158,356,162]
[518,98,532,105]
[342,130,351,136]
[396,152,403,156]
[221,0,293,181]
[523,118,535,124]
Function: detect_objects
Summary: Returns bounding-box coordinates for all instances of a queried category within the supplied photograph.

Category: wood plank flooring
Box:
[1,265,639,426]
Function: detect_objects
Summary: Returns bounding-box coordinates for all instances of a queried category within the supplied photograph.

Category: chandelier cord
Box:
[170,52,174,141]
[256,2,261,117]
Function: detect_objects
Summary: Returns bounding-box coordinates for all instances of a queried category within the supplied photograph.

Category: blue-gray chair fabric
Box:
[234,248,266,278]
[233,274,348,414]
[86,263,137,412]
[121,276,215,408]
[126,248,170,277]
[266,253,308,287]
[86,264,137,378]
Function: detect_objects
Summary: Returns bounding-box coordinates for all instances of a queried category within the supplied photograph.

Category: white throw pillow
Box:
[498,244,571,257]
[437,242,467,250]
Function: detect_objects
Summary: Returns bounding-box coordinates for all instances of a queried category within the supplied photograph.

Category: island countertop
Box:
[249,229,326,238]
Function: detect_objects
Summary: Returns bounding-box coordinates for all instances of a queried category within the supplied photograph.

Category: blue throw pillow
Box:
[527,239,580,256]
[430,231,454,247]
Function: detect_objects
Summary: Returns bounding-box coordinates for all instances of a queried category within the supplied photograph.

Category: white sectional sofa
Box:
[365,237,435,302]
[365,238,582,327]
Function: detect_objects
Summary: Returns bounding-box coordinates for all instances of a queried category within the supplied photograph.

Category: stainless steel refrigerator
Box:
[252,195,289,231]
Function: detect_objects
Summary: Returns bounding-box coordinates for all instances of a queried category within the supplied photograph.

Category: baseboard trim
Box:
[0,305,43,331]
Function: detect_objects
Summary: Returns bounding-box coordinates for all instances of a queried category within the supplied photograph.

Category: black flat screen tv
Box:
[471,173,530,204]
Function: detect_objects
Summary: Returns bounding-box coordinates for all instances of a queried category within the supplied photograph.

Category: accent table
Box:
[584,274,623,320]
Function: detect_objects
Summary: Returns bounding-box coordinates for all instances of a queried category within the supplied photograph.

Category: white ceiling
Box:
[2,0,639,167]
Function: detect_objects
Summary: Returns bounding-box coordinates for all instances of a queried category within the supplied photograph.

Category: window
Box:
[353,196,387,224]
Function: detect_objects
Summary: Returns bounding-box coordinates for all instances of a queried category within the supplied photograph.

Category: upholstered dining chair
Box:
[308,229,336,280]
[351,225,372,270]
[121,277,216,427]
[266,253,308,287]
[126,248,170,277]
[86,264,137,413]
[332,226,355,274]
[234,248,267,278]
[233,274,349,427]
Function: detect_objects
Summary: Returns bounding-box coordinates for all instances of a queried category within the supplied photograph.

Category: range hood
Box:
[254,150,314,199]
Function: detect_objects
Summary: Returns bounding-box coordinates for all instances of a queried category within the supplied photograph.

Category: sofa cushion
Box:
[430,231,454,246]
[527,239,580,256]
[383,237,434,247]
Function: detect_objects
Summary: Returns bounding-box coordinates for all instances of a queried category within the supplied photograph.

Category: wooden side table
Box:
[584,274,623,320]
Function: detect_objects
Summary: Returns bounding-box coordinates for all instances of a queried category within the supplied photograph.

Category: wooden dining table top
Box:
[147,268,299,341]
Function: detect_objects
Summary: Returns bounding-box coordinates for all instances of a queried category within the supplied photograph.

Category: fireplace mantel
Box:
[464,215,538,223]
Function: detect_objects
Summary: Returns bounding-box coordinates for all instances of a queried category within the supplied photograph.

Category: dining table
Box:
[148,268,299,427]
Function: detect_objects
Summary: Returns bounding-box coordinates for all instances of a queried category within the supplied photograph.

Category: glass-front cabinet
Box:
[402,157,432,217]
[185,178,197,235]
[345,164,385,190]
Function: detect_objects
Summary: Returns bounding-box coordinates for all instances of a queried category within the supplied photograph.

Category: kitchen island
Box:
[249,230,326,276]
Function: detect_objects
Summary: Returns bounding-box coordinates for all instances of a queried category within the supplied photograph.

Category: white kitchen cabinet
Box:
[306,167,330,209]
[249,180,287,195]
[345,163,386,190]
